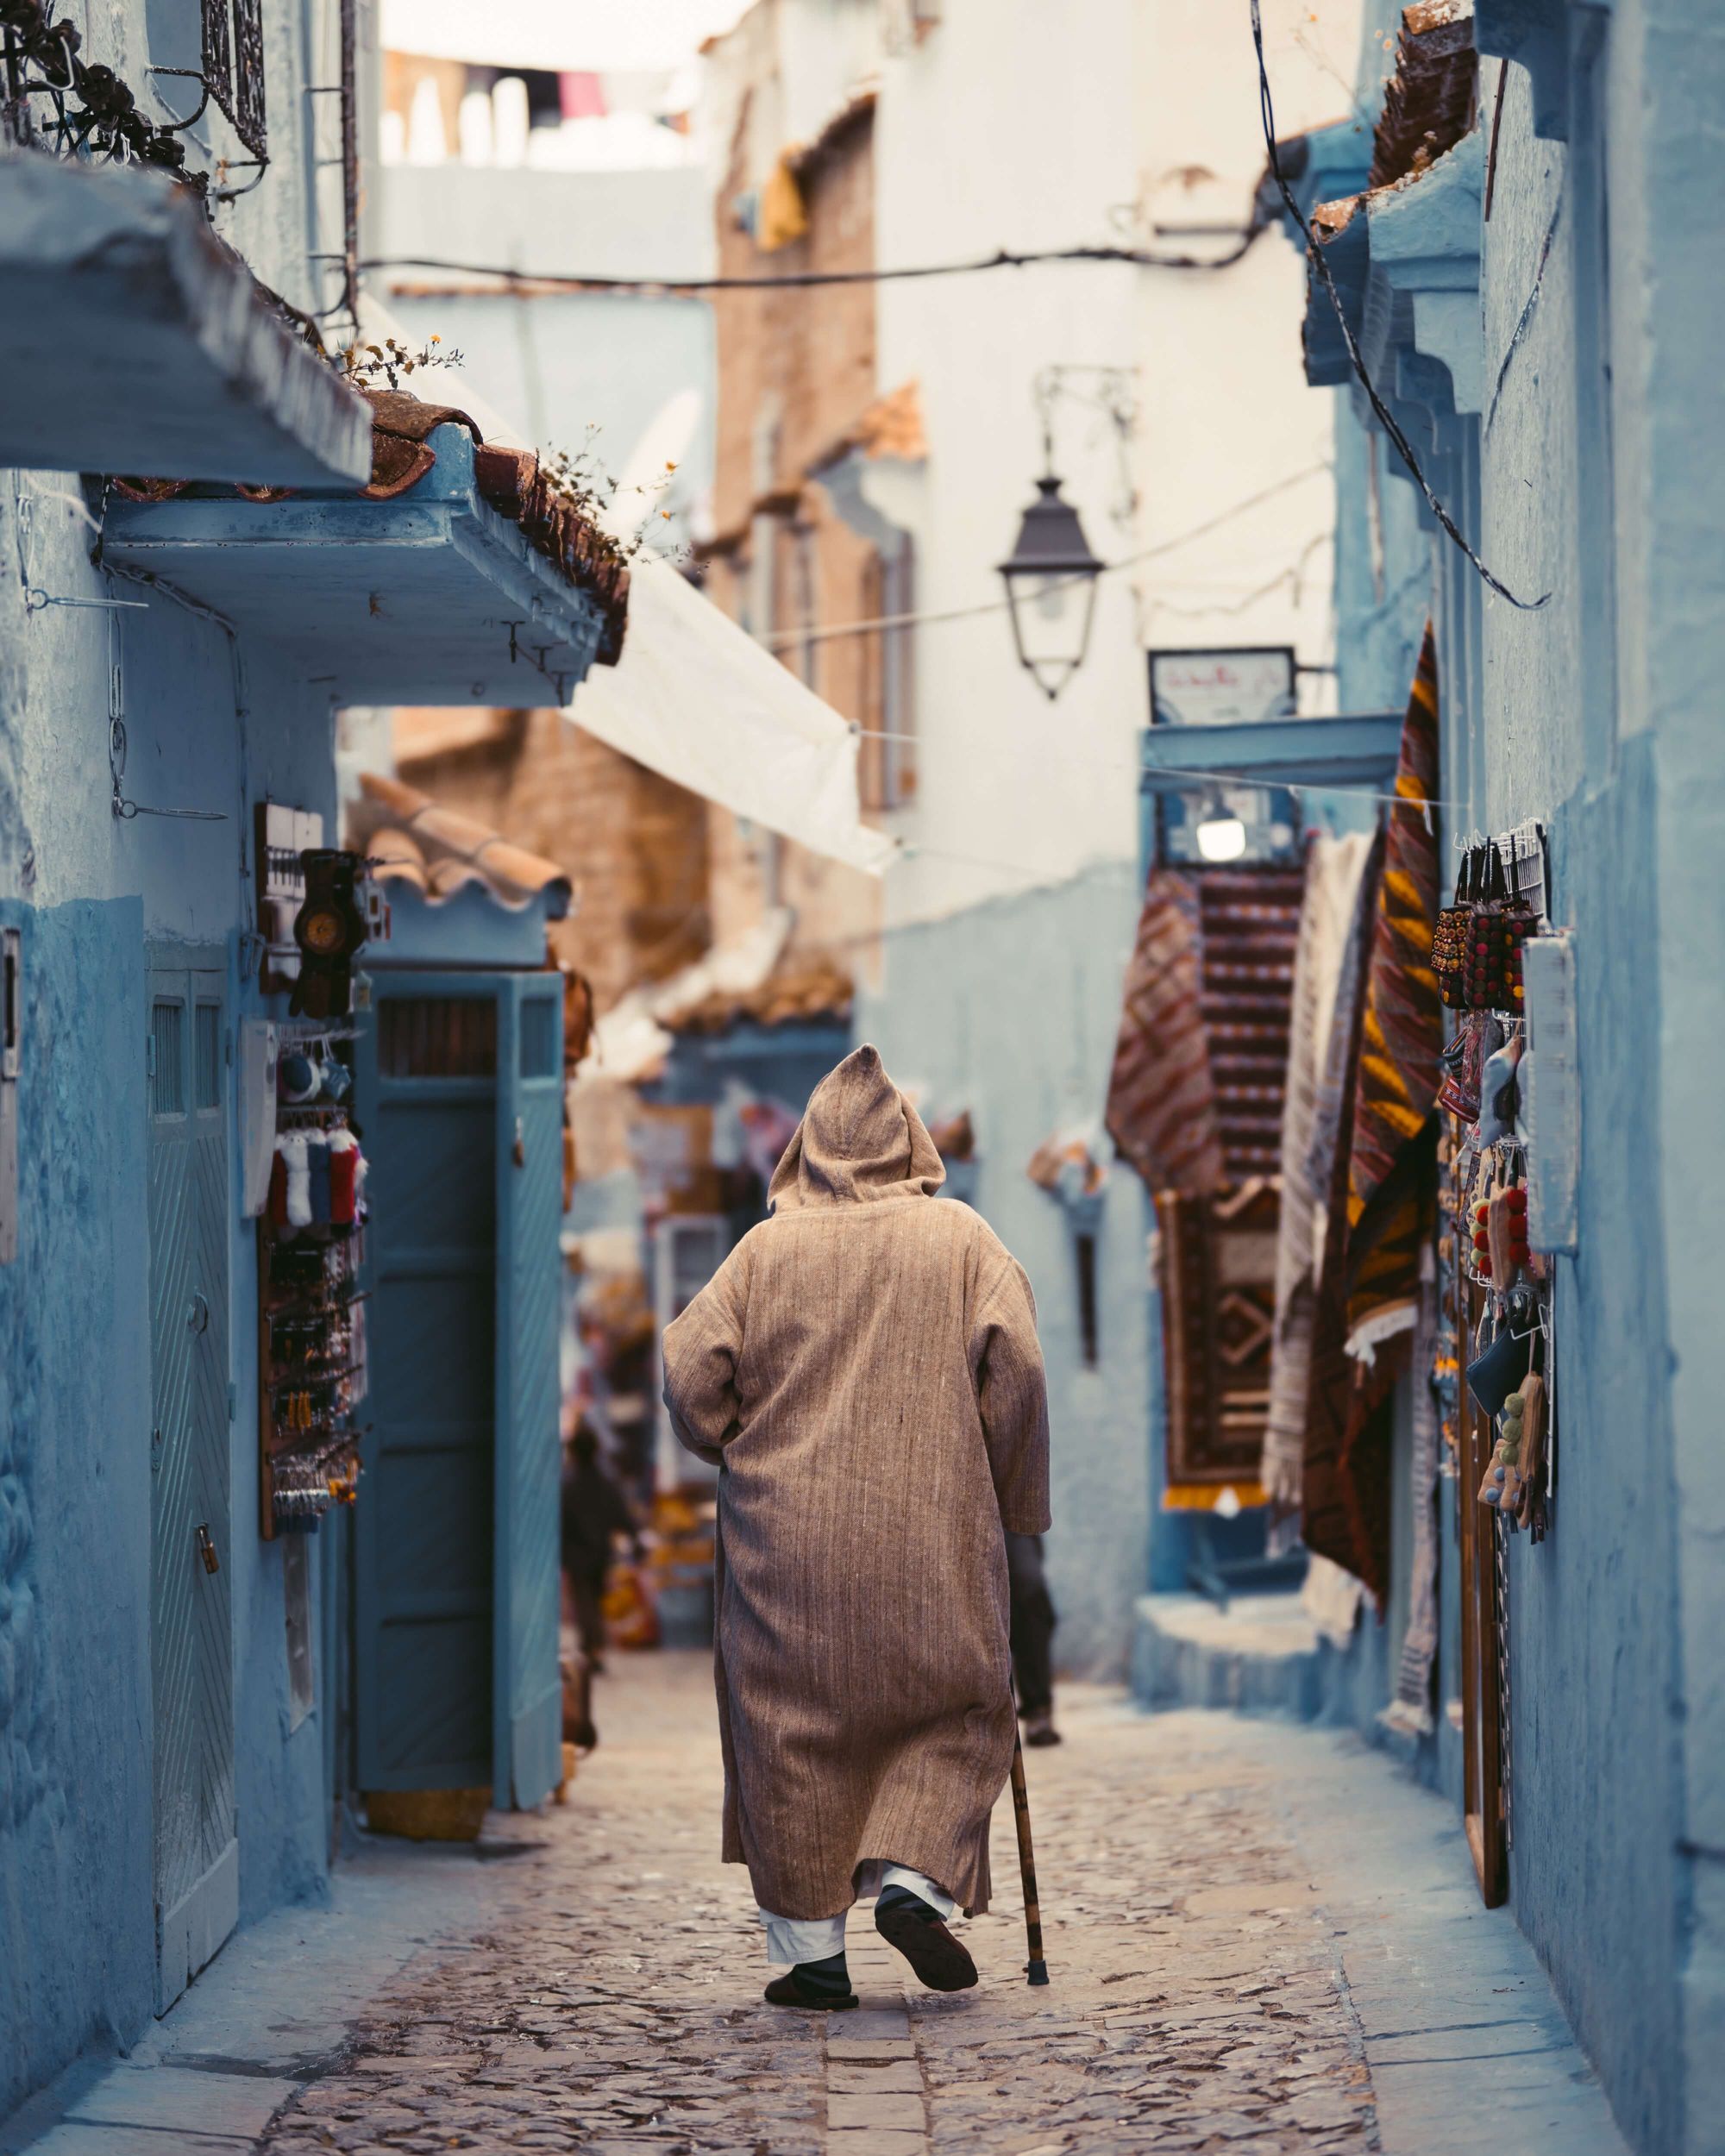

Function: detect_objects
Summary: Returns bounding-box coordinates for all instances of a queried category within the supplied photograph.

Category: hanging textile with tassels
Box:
[1301,626,1443,1601]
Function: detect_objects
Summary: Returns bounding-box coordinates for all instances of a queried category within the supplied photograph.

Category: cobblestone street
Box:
[9,1651,1628,2156]
[262,1655,1379,2156]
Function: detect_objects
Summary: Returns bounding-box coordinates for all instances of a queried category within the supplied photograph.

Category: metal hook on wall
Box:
[14,484,149,613]
[103,595,226,823]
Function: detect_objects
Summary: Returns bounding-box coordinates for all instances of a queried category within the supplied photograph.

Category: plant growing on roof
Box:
[541,424,685,570]
[336,335,466,392]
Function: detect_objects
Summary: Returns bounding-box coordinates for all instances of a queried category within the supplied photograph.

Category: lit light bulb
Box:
[1195,813,1248,863]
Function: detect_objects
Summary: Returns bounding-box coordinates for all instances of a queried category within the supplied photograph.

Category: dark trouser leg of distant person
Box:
[571,1564,608,1672]
[1006,1531,1059,1745]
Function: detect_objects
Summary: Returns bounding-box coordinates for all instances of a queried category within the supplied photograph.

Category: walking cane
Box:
[1009,1734,1050,1985]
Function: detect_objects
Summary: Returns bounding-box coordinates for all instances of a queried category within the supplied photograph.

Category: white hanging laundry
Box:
[405,76,448,166]
[492,77,530,167]
[457,88,495,167]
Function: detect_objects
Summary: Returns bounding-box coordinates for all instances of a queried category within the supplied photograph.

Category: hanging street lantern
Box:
[997,473,1106,701]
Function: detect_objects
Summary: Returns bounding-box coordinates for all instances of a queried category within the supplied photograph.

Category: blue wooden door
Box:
[493,975,563,1809]
[146,950,236,2011]
[354,976,498,1795]
[353,971,562,1808]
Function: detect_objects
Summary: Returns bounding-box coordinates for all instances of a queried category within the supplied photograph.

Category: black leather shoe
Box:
[763,1952,858,2010]
[875,1885,978,1992]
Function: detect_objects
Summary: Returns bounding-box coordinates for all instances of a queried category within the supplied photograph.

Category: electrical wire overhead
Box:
[1248,0,1547,611]
[754,461,1333,650]
[361,227,1268,293]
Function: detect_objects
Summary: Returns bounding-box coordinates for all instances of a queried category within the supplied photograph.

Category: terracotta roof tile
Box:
[1369,0,1477,191]
[349,770,574,916]
[663,952,853,1036]
[854,380,927,462]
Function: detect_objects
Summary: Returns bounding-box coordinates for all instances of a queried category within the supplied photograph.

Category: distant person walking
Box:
[560,1420,638,1673]
[663,1045,1051,2011]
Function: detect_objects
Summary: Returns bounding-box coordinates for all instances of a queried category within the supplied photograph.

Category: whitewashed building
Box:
[696,0,1364,1671]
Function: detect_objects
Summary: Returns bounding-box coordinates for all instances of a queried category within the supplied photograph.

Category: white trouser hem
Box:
[760,1862,955,1965]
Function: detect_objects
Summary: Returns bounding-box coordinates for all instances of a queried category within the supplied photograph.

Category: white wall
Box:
[863,0,1364,931]
[691,0,1367,1671]
[871,0,1147,924]
[1131,0,1361,705]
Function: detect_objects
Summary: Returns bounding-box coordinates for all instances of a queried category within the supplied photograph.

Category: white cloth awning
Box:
[568,555,896,874]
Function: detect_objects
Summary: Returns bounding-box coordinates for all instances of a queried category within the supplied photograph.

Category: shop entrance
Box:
[352,971,563,1814]
[145,946,237,2012]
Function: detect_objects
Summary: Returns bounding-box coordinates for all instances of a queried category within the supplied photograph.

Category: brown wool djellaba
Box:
[662,1045,1051,1923]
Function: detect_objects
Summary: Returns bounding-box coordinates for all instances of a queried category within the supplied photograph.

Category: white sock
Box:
[280,1134,311,1228]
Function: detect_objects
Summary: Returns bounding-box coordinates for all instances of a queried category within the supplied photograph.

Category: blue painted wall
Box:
[1,0,364,2087]
[857,862,1154,1681]
[0,896,153,2111]
[2,6,624,2125]
[1305,5,1725,2149]
[0,472,345,2114]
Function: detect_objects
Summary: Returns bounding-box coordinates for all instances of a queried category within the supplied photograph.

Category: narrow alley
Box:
[6,7,1722,2155]
[12,1656,1624,2156]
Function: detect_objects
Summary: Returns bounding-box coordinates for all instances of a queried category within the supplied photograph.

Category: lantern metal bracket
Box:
[1032,364,1140,523]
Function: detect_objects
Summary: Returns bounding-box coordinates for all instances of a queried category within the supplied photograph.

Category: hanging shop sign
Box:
[1145,646,1300,868]
[257,804,325,994]
[1148,645,1297,730]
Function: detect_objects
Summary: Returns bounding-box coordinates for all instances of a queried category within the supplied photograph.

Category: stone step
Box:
[1130,1591,1325,1719]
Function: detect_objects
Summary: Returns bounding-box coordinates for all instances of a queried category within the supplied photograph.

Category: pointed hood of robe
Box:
[768,1043,945,1211]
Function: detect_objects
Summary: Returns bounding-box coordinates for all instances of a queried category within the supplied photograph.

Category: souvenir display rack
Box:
[1431,818,1556,1906]
[255,1033,370,1539]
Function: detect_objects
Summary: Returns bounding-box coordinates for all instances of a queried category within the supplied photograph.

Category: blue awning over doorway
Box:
[101,424,618,705]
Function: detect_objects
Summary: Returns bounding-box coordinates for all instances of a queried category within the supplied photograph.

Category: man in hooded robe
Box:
[662,1044,1051,2009]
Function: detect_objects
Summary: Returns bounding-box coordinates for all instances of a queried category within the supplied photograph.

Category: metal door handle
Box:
[196,1523,220,1575]
[511,1115,525,1169]
[187,1289,210,1334]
